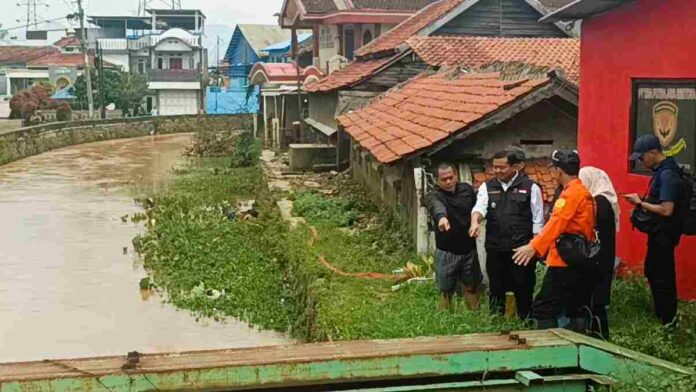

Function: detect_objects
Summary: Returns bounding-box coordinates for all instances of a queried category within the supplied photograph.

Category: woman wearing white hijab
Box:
[579,166,620,340]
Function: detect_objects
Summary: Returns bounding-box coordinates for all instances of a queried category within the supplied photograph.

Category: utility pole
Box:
[96,40,106,119]
[292,29,302,143]
[76,0,94,118]
[215,35,220,113]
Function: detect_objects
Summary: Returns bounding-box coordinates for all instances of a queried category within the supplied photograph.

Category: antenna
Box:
[171,0,182,9]
[137,0,153,16]
[18,0,50,30]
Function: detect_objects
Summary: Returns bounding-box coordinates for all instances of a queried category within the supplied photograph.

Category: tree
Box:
[9,82,57,121]
[72,69,122,110]
[0,24,7,41]
[118,72,149,116]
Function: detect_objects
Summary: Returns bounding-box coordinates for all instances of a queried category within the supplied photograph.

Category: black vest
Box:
[485,174,534,251]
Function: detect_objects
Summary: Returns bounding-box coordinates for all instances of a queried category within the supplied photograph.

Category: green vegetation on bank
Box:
[133,131,695,390]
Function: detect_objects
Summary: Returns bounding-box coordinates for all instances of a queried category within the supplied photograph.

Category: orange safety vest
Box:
[530,179,595,267]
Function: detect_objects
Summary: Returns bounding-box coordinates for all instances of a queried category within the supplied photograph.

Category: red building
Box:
[545,0,696,299]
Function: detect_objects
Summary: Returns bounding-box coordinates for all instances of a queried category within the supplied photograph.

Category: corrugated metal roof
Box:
[237,25,293,58]
[263,33,312,52]
[539,0,632,22]
[352,0,440,10]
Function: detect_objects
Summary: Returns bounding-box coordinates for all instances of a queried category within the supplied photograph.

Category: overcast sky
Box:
[2,0,281,32]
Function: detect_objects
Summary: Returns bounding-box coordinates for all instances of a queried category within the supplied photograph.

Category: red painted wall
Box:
[578,0,696,299]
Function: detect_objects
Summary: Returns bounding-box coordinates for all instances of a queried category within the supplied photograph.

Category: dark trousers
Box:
[589,305,609,340]
[532,266,592,327]
[487,250,537,320]
[645,234,678,325]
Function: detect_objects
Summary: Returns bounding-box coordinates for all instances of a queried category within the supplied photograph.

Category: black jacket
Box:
[427,182,476,255]
[591,195,616,305]
[484,175,535,251]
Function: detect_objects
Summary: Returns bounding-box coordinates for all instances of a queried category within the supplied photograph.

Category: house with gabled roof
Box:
[278,0,440,71]
[301,0,577,152]
[0,37,116,99]
[337,63,579,253]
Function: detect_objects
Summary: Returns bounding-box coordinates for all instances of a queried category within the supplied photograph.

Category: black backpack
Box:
[678,168,696,235]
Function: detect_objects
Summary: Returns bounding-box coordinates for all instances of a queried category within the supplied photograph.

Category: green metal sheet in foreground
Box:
[343,372,615,392]
[0,329,692,391]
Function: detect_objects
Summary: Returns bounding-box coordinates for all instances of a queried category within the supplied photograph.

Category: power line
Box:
[138,0,153,16]
[0,15,70,33]
[16,0,51,30]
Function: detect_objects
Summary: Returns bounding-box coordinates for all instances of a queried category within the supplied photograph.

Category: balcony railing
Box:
[97,39,127,50]
[148,69,200,83]
[96,35,200,52]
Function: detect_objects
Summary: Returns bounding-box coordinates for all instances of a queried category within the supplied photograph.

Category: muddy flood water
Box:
[0,134,287,362]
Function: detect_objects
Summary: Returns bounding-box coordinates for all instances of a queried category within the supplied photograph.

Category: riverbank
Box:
[0,114,252,166]
[134,140,696,389]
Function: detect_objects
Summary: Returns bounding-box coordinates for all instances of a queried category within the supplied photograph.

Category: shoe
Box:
[663,312,681,332]
[535,318,558,330]
[569,317,590,335]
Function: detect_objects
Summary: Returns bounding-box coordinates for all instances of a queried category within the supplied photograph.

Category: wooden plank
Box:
[0,331,570,381]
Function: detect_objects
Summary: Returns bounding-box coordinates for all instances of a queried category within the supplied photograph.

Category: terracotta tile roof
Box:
[26,53,84,67]
[53,36,81,47]
[472,158,558,201]
[352,0,440,11]
[355,0,464,58]
[304,55,396,92]
[407,36,580,85]
[0,46,59,64]
[337,70,550,164]
[300,0,338,14]
[250,62,323,85]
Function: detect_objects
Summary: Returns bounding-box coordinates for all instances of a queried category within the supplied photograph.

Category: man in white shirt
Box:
[469,150,544,320]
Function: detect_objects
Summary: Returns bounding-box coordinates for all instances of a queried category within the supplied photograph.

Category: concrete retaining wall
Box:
[288,143,336,171]
[0,114,253,166]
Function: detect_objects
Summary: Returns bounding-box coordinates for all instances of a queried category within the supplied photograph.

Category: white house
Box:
[89,9,208,115]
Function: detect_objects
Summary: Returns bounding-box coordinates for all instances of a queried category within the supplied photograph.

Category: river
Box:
[0,134,287,362]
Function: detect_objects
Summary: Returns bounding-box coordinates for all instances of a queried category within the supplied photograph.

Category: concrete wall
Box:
[0,114,252,166]
[289,143,336,171]
[350,143,419,244]
[103,53,130,72]
[435,98,578,161]
[308,92,339,130]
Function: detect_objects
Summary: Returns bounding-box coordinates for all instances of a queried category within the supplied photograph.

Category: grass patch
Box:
[292,191,357,227]
[133,156,296,332]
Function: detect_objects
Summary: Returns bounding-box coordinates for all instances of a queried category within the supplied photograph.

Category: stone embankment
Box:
[0,114,253,166]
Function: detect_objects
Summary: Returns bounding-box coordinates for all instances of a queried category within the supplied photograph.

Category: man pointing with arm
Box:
[427,163,483,311]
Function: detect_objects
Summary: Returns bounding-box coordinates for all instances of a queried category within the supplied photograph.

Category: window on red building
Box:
[631,79,696,172]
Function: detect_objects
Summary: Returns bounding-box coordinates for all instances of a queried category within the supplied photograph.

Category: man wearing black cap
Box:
[624,135,682,326]
[513,150,595,331]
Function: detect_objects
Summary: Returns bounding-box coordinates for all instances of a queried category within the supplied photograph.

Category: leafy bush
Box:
[230,131,262,168]
[9,83,56,120]
[293,192,358,227]
[188,117,259,165]
[56,102,72,122]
